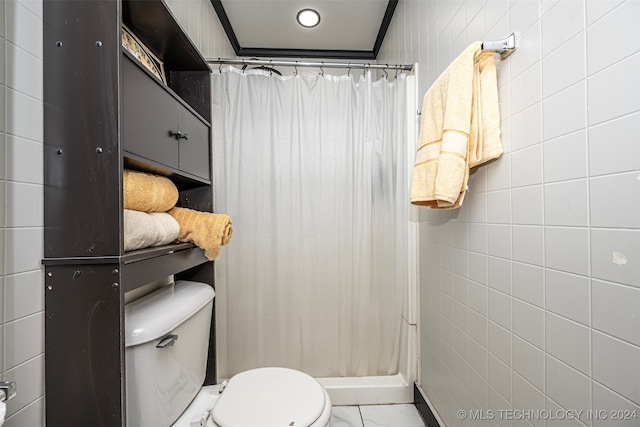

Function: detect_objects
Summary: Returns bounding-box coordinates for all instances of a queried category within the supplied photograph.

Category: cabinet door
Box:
[122,56,179,169]
[178,105,211,180]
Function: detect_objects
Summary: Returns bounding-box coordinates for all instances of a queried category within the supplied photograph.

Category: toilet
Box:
[124,280,332,427]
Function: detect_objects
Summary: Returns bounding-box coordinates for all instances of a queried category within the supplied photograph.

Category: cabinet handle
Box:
[169,130,189,140]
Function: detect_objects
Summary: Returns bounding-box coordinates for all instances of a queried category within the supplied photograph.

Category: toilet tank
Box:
[124,280,215,427]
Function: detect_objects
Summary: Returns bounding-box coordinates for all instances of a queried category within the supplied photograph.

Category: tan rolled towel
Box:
[123,170,179,213]
[410,42,502,209]
[168,207,233,261]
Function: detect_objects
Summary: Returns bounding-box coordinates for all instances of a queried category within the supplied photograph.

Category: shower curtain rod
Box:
[205,58,414,71]
[205,33,516,71]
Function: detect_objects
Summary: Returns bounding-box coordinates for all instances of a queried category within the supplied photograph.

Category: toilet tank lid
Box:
[124,280,215,347]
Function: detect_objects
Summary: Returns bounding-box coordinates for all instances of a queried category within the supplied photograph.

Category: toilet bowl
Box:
[125,280,332,427]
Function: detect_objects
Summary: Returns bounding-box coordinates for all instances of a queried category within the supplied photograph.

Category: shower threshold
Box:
[318,373,413,406]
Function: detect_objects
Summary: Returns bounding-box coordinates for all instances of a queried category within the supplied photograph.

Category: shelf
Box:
[121,49,211,127]
[44,243,209,293]
[122,0,211,119]
[43,242,195,265]
[122,244,209,292]
[44,0,216,424]
[123,156,212,189]
[122,0,210,72]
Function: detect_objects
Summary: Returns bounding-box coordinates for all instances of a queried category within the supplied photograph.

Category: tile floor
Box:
[331,404,426,427]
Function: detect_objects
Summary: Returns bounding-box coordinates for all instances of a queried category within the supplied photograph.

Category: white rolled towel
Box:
[149,212,181,247]
[124,209,180,251]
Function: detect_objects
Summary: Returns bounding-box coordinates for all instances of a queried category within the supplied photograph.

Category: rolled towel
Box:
[124,209,162,251]
[123,170,179,213]
[124,210,180,251]
[168,207,233,261]
[149,212,181,247]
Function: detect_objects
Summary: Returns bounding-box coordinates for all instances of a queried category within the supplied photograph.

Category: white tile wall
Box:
[511,185,543,225]
[513,298,544,349]
[586,0,640,76]
[588,112,640,176]
[510,23,541,79]
[512,335,543,391]
[546,355,590,414]
[0,0,233,425]
[592,331,640,405]
[378,1,640,425]
[545,312,590,375]
[592,279,640,346]
[512,144,543,187]
[512,262,543,307]
[2,0,45,424]
[544,179,589,227]
[510,62,541,114]
[592,382,640,427]
[543,130,588,182]
[510,104,542,151]
[488,256,510,295]
[545,269,589,325]
[545,227,589,276]
[587,53,640,126]
[512,225,543,265]
[591,228,640,287]
[590,172,640,229]
[488,320,511,365]
[542,81,586,140]
[541,0,584,56]
[542,32,584,99]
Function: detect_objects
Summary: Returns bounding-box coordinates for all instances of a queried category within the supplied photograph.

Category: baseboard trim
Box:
[414,383,442,427]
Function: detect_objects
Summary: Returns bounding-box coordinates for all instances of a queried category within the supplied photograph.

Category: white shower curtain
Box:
[212,68,408,379]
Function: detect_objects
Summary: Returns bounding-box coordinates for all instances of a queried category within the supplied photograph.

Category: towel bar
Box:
[0,381,16,402]
[482,33,517,59]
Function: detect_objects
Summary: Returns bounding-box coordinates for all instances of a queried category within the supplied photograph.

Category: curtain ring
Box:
[269,59,273,76]
[218,58,222,73]
[347,62,351,77]
[383,65,389,79]
[294,61,298,76]
[320,61,324,77]
[395,67,399,79]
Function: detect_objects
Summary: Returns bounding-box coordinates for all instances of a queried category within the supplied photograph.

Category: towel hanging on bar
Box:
[410,42,503,209]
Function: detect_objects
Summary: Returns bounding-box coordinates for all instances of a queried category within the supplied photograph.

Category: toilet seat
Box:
[212,367,327,427]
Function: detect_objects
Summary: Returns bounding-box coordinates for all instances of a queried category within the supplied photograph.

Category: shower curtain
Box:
[212,68,408,379]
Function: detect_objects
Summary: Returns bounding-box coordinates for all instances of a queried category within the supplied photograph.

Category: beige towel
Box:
[149,212,181,246]
[410,42,502,209]
[124,210,180,251]
[123,170,179,213]
[124,209,160,251]
[168,207,233,261]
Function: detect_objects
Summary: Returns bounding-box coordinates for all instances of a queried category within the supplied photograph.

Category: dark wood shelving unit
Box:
[43,0,215,425]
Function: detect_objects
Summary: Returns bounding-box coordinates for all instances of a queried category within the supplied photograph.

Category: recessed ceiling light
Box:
[297,9,320,28]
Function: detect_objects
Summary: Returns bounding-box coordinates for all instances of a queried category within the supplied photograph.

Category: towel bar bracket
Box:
[482,33,517,59]
[0,381,16,402]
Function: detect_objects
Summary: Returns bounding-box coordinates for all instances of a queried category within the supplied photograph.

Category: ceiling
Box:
[210,0,399,59]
